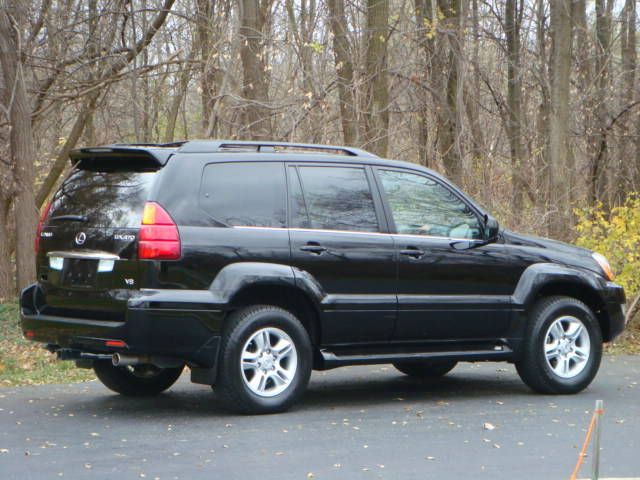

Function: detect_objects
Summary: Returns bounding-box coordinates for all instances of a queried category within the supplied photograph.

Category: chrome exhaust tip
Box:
[112,353,141,367]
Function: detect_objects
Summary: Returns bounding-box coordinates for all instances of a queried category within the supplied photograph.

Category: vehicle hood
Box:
[500,229,604,277]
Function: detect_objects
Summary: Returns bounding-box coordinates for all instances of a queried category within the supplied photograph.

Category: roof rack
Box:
[177,140,378,158]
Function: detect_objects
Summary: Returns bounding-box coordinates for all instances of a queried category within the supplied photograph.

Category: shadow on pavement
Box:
[69,367,532,418]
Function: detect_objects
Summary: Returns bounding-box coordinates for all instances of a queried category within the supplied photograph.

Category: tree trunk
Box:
[548,0,572,239]
[0,197,14,301]
[164,50,195,142]
[196,0,217,137]
[238,0,272,140]
[327,0,358,145]
[413,0,435,168]
[505,0,524,212]
[0,6,38,291]
[620,0,638,191]
[363,0,389,156]
[535,0,551,221]
[588,0,614,206]
[438,0,463,185]
[465,0,485,165]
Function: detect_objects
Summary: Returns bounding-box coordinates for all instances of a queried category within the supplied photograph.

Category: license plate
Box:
[62,259,98,287]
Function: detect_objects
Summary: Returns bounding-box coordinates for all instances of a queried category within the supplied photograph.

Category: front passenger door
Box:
[375,168,516,341]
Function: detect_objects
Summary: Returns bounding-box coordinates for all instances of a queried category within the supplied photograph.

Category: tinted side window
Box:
[378,169,482,239]
[293,166,379,232]
[200,162,286,227]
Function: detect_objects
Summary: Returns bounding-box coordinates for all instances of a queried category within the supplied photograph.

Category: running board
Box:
[318,345,513,369]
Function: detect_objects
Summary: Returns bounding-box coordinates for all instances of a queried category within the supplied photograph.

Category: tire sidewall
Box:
[530,300,602,393]
[221,308,312,412]
[93,361,183,396]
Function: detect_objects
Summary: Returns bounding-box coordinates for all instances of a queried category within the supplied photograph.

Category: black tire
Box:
[93,361,184,396]
[515,296,602,395]
[216,305,313,414]
[393,360,457,378]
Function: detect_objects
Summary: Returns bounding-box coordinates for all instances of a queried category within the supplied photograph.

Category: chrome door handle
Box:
[400,247,425,259]
[300,244,327,254]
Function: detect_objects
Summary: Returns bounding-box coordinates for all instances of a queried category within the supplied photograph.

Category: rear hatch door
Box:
[37,149,168,321]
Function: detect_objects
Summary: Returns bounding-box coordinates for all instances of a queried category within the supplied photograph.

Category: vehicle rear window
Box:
[199,162,286,227]
[48,170,156,228]
[291,166,379,232]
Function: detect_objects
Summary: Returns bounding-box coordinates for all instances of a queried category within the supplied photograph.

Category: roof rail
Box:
[177,140,378,158]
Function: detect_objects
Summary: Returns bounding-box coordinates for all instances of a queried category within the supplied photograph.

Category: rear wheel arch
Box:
[227,283,322,347]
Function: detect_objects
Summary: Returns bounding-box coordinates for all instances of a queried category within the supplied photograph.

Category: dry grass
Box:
[0,303,94,386]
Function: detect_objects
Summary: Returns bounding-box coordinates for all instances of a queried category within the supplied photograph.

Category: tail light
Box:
[138,202,181,260]
[34,201,52,252]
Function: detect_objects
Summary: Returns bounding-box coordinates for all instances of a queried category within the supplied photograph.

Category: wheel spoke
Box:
[270,368,288,386]
[248,370,268,392]
[545,342,561,359]
[273,338,293,358]
[550,322,565,340]
[545,339,559,353]
[253,330,270,351]
[573,346,589,362]
[566,322,584,340]
[557,356,570,376]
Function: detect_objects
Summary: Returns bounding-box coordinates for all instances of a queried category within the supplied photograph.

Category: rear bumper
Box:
[20,283,224,367]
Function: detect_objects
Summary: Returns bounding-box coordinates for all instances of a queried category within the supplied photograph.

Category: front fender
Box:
[512,262,607,307]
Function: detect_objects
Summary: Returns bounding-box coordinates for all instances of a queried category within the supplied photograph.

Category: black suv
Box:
[21,140,626,413]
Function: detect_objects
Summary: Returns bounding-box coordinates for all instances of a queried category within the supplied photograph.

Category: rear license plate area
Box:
[61,259,98,287]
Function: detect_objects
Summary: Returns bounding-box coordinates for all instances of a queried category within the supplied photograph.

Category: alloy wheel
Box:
[544,315,591,379]
[240,327,298,397]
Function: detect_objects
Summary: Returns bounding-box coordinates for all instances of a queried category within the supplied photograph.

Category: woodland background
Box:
[0,0,639,303]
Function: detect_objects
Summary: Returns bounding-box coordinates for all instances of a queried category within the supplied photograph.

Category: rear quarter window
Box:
[199,162,286,227]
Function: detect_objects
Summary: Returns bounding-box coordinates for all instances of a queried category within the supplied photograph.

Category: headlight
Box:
[592,252,615,281]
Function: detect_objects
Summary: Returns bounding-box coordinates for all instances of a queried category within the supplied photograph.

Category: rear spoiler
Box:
[69,146,177,170]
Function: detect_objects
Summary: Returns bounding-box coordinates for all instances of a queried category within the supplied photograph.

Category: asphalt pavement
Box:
[1,356,639,480]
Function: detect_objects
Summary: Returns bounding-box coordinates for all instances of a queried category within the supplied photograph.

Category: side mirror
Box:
[484,215,500,242]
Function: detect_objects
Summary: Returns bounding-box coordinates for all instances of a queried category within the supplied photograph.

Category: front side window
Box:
[291,166,379,232]
[378,169,482,239]
[200,162,286,227]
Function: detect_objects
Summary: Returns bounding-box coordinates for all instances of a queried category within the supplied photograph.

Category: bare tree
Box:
[0,2,38,291]
[238,0,273,139]
[548,0,572,239]
[505,0,525,212]
[327,0,358,145]
[362,0,389,156]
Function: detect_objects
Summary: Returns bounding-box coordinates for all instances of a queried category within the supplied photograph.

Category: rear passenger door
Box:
[287,164,396,345]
